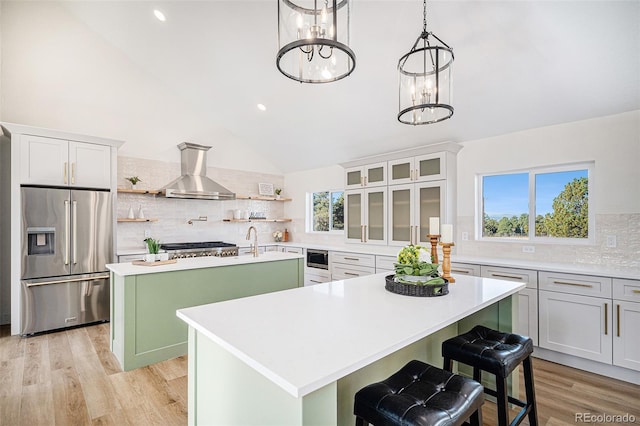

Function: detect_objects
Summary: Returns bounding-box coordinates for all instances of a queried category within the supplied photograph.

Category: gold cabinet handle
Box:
[633,289,640,294]
[491,273,523,280]
[364,225,367,243]
[410,169,413,181]
[415,168,419,180]
[553,280,593,288]
[452,269,470,274]
[344,272,359,276]
[364,176,368,186]
[605,303,608,335]
[344,257,360,261]
[617,304,620,337]
[64,162,68,184]
[71,162,76,184]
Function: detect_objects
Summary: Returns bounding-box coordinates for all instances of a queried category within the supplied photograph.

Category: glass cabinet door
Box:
[345,191,363,242]
[365,188,386,244]
[415,181,444,245]
[365,162,387,188]
[345,167,363,190]
[388,184,414,246]
[415,153,446,182]
[387,157,414,185]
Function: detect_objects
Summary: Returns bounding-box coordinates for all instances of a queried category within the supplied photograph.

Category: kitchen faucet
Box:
[246,226,258,257]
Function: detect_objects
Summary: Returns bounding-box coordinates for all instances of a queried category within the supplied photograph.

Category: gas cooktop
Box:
[160,241,236,251]
[160,241,238,258]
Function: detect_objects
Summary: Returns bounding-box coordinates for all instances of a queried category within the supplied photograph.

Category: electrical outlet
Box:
[522,245,535,253]
[606,235,617,248]
[461,232,469,241]
[144,229,151,238]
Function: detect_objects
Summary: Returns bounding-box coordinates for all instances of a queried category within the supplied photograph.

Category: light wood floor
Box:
[1,323,639,425]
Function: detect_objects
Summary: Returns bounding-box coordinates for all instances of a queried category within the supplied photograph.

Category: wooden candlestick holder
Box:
[439,242,455,283]
[427,234,440,264]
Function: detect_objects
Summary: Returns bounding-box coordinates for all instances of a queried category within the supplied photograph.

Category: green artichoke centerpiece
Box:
[394,245,445,286]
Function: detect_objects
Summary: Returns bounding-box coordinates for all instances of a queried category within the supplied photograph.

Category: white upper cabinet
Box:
[388,152,446,185]
[68,141,111,189]
[345,188,387,244]
[21,135,111,189]
[20,135,69,186]
[388,181,445,246]
[345,162,387,190]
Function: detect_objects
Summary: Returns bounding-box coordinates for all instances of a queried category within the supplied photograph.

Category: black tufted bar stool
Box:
[442,325,538,426]
[354,360,484,426]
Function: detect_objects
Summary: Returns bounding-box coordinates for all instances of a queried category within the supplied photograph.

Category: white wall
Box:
[284,165,346,246]
[456,110,640,267]
[0,1,280,175]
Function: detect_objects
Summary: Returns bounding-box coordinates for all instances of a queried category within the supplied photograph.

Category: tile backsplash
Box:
[117,156,288,250]
[455,214,640,269]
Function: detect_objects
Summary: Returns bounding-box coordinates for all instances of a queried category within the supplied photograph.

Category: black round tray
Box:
[385,274,449,297]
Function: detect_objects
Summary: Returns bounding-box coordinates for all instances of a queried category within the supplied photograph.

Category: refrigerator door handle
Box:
[72,200,78,264]
[64,200,70,265]
[25,274,110,288]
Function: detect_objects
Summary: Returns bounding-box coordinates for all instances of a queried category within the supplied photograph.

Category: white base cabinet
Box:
[480,265,538,345]
[539,290,612,363]
[613,279,640,371]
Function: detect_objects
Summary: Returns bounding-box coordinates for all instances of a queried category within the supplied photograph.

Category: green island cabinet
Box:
[110,258,303,371]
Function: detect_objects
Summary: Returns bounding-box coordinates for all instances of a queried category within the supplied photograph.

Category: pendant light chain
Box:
[423,0,427,34]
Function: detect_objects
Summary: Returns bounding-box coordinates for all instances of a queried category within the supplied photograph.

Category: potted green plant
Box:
[126,176,141,189]
[143,238,160,262]
[274,188,282,199]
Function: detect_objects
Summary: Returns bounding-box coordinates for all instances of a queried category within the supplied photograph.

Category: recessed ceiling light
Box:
[257,104,267,111]
[154,10,166,22]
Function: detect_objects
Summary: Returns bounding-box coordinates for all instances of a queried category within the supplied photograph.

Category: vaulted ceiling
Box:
[2,1,639,174]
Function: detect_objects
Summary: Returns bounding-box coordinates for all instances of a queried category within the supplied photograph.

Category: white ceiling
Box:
[47,1,640,173]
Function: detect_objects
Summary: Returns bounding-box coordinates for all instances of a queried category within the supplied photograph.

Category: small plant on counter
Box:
[126,176,141,185]
[144,238,160,254]
[273,231,283,242]
[394,245,444,285]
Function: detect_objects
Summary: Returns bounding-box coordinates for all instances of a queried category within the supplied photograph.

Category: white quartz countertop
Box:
[177,273,525,398]
[106,252,303,276]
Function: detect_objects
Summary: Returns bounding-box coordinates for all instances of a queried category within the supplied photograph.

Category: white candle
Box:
[429,217,440,235]
[441,224,453,243]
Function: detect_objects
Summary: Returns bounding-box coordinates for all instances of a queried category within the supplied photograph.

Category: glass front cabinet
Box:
[345,162,387,190]
[388,181,445,247]
[387,152,446,185]
[345,188,387,244]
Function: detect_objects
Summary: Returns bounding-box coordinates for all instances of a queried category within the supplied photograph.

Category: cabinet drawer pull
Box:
[604,303,608,335]
[344,257,360,261]
[553,280,593,288]
[491,273,523,280]
[344,272,359,276]
[632,289,640,294]
[451,269,470,274]
[64,162,68,184]
[310,280,322,284]
[617,304,620,337]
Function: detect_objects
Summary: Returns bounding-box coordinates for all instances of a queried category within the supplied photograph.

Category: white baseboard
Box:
[533,346,640,385]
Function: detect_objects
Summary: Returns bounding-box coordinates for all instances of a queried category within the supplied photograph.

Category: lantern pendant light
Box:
[276,0,355,83]
[398,0,454,125]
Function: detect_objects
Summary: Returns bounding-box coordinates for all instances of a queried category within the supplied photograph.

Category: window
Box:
[309,190,344,232]
[478,163,593,242]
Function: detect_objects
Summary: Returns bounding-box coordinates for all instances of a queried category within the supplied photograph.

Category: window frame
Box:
[306,189,345,234]
[476,162,595,244]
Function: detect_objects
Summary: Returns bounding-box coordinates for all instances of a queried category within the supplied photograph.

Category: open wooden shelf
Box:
[223,218,292,223]
[117,188,160,195]
[235,195,291,201]
[117,218,159,223]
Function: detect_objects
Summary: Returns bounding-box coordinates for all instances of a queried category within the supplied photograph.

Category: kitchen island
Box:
[107,252,303,371]
[177,273,525,426]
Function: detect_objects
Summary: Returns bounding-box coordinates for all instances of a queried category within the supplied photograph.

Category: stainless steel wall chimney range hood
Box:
[161,143,236,200]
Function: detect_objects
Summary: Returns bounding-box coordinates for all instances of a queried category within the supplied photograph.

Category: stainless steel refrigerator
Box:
[20,186,112,335]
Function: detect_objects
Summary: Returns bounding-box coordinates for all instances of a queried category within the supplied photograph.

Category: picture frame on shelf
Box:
[258,183,274,196]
